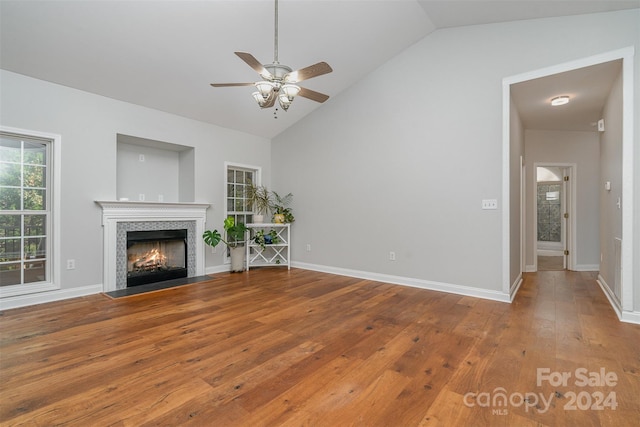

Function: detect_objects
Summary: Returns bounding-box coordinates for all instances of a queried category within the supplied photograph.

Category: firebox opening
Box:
[126,229,188,287]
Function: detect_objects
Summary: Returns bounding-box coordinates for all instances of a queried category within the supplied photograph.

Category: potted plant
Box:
[271,191,294,223]
[254,229,280,250]
[202,216,248,272]
[245,182,272,223]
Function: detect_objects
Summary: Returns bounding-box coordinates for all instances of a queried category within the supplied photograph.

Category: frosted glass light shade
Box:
[254,81,275,99]
[281,84,300,100]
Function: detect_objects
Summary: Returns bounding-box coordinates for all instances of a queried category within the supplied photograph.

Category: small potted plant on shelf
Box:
[254,229,280,250]
[271,191,294,223]
[245,182,272,223]
[202,216,248,272]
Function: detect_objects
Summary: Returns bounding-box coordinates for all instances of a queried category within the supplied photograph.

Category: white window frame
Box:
[0,126,61,298]
[223,162,261,261]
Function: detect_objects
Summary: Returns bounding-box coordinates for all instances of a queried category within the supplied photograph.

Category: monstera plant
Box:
[203,217,248,272]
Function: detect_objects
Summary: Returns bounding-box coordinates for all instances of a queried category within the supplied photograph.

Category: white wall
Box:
[117,141,181,202]
[0,70,271,306]
[599,70,624,299]
[272,10,639,301]
[524,130,601,270]
[509,95,525,290]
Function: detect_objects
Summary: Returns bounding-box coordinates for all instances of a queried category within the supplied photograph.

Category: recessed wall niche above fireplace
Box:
[97,201,209,292]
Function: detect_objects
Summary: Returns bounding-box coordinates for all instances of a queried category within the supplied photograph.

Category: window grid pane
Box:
[0,134,50,286]
[224,165,258,262]
[226,166,256,218]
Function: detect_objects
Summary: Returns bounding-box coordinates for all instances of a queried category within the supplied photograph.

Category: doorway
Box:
[502,47,634,317]
[535,165,573,271]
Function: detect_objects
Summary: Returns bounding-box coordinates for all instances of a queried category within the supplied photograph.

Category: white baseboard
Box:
[292,262,511,303]
[525,264,599,273]
[0,284,103,311]
[596,275,640,325]
[620,310,640,324]
[205,265,232,275]
[537,249,563,256]
[510,274,523,301]
[597,274,621,313]
[573,264,599,272]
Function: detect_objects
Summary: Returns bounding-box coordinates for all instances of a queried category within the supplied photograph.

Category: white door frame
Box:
[532,163,576,272]
[502,47,634,318]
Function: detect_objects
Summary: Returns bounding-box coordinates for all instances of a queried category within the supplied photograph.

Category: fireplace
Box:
[126,229,188,287]
[97,201,209,292]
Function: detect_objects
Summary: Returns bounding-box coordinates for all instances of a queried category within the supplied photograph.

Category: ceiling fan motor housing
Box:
[262,64,293,86]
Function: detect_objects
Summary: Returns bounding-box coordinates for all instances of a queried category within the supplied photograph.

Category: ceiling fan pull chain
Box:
[274,0,279,64]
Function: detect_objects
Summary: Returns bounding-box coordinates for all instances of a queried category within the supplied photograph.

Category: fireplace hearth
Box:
[126,229,188,287]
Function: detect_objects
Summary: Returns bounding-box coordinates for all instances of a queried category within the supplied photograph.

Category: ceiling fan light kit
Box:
[254,81,275,99]
[210,0,332,115]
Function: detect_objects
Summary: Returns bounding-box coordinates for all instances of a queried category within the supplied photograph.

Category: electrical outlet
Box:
[66,259,76,270]
[389,251,396,261]
[306,244,311,252]
[482,199,498,210]
[139,154,145,162]
[139,193,145,201]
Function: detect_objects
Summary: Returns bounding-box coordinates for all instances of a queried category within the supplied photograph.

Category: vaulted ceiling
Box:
[1,1,637,138]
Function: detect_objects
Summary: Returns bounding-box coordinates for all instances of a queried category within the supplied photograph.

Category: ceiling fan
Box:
[210,0,332,112]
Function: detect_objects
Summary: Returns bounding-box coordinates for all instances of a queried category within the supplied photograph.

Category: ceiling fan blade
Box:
[235,52,273,79]
[210,83,255,87]
[285,62,333,83]
[298,87,330,103]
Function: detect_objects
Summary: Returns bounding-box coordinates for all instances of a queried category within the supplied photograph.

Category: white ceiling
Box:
[511,59,623,132]
[1,0,638,138]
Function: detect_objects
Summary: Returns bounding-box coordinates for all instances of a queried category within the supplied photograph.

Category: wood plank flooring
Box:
[538,256,564,271]
[1,268,639,426]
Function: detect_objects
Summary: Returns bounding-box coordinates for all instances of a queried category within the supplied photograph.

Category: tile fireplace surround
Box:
[97,201,209,292]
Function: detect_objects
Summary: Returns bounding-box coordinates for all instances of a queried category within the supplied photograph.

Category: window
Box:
[225,163,260,227]
[0,131,53,289]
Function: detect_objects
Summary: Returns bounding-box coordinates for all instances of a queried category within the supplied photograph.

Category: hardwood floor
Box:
[1,268,639,426]
[537,255,565,271]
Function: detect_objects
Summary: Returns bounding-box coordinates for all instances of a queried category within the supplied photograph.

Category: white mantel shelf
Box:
[96,200,210,292]
[96,200,210,219]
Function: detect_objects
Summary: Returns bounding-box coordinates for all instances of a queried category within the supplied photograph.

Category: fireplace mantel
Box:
[96,201,210,291]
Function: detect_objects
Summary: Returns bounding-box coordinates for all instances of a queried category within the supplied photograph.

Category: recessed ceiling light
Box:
[551,96,569,106]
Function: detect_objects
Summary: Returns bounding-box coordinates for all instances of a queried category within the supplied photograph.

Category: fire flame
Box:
[132,248,167,271]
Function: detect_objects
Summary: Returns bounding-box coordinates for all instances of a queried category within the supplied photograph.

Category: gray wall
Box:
[509,95,525,288]
[600,70,624,300]
[1,9,639,314]
[117,141,181,203]
[272,10,639,298]
[0,70,271,296]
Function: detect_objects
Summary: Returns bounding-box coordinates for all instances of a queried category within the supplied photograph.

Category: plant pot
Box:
[253,214,264,224]
[273,213,285,224]
[229,246,245,272]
